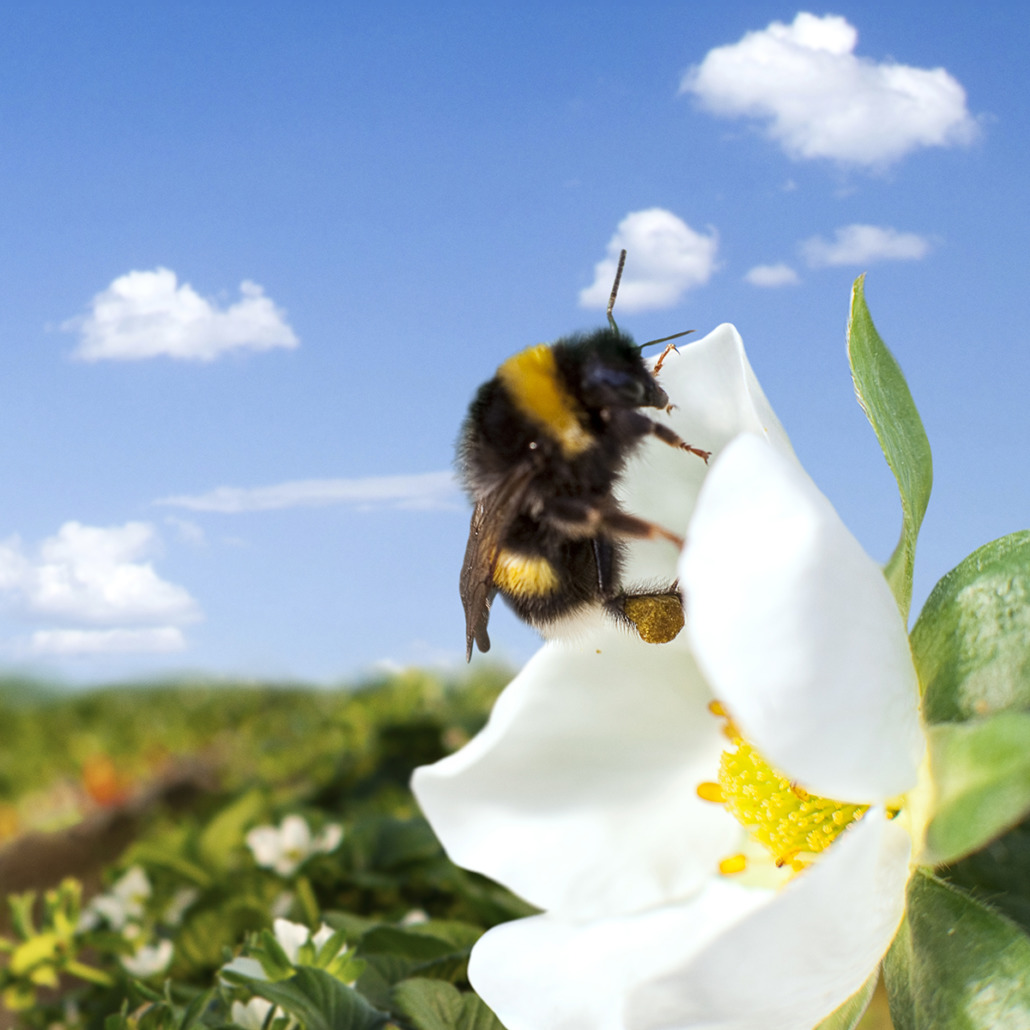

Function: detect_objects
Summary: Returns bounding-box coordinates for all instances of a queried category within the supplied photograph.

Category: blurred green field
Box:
[0,671,894,1029]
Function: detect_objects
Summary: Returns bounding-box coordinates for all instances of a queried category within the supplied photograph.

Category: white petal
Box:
[122,939,174,978]
[314,823,344,854]
[221,955,266,982]
[621,324,796,586]
[246,825,283,867]
[279,814,313,852]
[272,918,310,964]
[681,434,923,800]
[468,811,908,1030]
[469,879,771,1030]
[627,810,911,1030]
[413,623,740,918]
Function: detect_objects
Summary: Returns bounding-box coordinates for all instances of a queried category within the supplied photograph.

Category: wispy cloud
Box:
[681,12,978,168]
[63,268,299,362]
[156,471,461,514]
[802,224,932,267]
[579,209,719,312]
[31,627,187,657]
[744,263,801,287]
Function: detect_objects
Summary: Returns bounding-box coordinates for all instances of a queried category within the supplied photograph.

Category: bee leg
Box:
[648,420,711,464]
[652,342,678,376]
[601,509,684,550]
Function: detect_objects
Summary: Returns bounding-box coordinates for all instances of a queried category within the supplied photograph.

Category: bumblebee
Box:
[458,321,710,661]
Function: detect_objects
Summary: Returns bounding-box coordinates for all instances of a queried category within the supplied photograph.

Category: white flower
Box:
[230,997,294,1030]
[413,330,925,1030]
[121,938,173,978]
[231,998,275,1030]
[246,815,343,877]
[80,865,151,931]
[221,918,347,982]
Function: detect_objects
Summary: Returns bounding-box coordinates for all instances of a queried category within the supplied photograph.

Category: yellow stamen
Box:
[719,854,748,875]
[704,704,868,875]
[696,781,724,803]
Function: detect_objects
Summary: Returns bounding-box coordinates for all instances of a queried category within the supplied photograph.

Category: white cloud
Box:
[156,471,461,514]
[579,209,719,312]
[681,12,978,168]
[63,268,299,362]
[744,263,801,287]
[0,521,200,625]
[30,627,187,657]
[801,224,932,267]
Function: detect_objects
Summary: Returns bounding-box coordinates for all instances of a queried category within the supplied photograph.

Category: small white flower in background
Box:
[121,938,173,978]
[246,815,343,877]
[79,865,151,931]
[400,908,430,927]
[230,997,294,1030]
[413,328,926,1030]
[163,886,200,926]
[221,918,351,983]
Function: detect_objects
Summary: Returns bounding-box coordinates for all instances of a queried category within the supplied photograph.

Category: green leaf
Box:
[357,926,472,986]
[813,968,879,1030]
[240,967,389,1030]
[198,789,268,870]
[391,978,505,1030]
[884,869,1030,1029]
[912,530,1030,723]
[941,816,1030,939]
[923,711,1030,865]
[847,275,932,620]
[390,978,463,1030]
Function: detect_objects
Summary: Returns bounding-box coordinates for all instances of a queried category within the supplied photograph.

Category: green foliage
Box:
[884,870,1030,1029]
[814,969,879,1030]
[923,711,1030,866]
[847,281,1030,1028]
[847,275,933,621]
[912,530,1030,724]
[0,667,518,1029]
[391,979,505,1030]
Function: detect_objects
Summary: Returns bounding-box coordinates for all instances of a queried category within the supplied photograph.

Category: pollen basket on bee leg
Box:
[621,593,685,644]
[497,345,593,458]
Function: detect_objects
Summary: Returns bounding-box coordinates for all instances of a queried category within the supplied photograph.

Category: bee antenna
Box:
[606,249,627,333]
[641,329,694,350]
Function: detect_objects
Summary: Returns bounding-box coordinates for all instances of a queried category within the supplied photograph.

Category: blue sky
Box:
[0,2,1026,686]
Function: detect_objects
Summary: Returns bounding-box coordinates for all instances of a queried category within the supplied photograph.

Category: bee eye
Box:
[582,365,647,407]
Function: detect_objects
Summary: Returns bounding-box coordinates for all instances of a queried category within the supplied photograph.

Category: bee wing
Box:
[460,462,536,661]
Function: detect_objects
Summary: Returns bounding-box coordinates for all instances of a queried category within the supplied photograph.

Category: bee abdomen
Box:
[492,549,561,597]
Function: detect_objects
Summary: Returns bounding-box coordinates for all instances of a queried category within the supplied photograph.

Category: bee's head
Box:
[570,329,670,411]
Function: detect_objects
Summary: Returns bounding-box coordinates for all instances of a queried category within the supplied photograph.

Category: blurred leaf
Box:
[358,925,473,986]
[391,978,505,1030]
[814,969,878,1030]
[198,789,268,870]
[345,816,443,874]
[923,711,1030,865]
[847,275,932,620]
[940,816,1030,938]
[912,530,1030,723]
[884,869,1030,1028]
[242,967,389,1030]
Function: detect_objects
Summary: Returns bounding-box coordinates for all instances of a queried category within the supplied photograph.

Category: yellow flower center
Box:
[699,702,868,874]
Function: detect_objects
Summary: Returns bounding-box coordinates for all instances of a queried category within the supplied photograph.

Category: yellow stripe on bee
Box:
[492,550,560,597]
[497,344,593,457]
